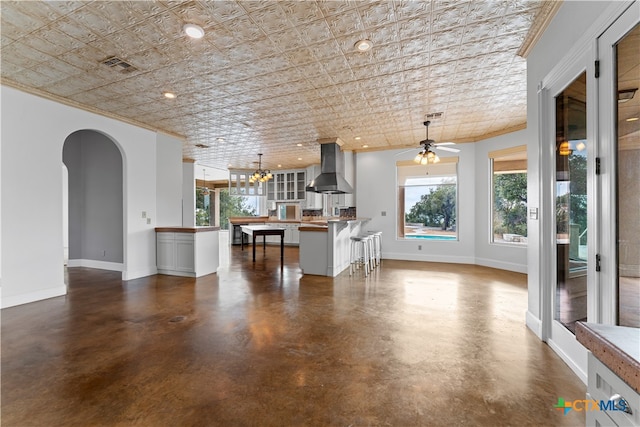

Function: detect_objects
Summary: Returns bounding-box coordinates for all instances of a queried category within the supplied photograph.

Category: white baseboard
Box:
[383,252,475,265]
[548,338,588,385]
[67,259,123,271]
[526,310,543,339]
[122,266,158,281]
[475,257,527,274]
[1,285,66,309]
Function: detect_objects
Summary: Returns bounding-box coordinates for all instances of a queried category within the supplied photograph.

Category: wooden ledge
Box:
[155,227,220,233]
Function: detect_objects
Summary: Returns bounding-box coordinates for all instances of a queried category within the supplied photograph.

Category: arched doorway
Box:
[62,130,124,272]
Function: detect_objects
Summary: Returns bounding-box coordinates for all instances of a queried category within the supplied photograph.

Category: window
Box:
[490,146,527,245]
[397,159,458,240]
[196,187,212,226]
[219,189,258,230]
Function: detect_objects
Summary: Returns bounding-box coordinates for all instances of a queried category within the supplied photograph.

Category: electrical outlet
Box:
[381,211,387,216]
[142,211,147,218]
[418,245,422,250]
[147,218,151,224]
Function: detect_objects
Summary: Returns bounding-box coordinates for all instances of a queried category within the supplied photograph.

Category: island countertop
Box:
[576,322,640,393]
[155,226,220,233]
[299,226,328,232]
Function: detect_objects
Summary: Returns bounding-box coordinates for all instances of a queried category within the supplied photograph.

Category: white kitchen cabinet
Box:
[268,169,307,201]
[260,223,299,245]
[586,353,639,427]
[156,228,219,277]
[305,165,323,209]
[290,225,300,244]
[157,232,194,272]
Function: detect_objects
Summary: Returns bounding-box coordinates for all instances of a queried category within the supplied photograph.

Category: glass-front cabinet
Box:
[296,172,306,199]
[267,169,306,202]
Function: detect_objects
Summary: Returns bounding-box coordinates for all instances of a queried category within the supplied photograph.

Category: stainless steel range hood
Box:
[306,138,353,194]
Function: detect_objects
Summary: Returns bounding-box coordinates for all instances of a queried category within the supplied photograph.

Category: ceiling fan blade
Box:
[394,147,421,156]
[434,142,455,146]
[434,146,460,153]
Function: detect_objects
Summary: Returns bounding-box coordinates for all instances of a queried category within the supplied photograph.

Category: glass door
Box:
[615,23,640,328]
[597,7,640,327]
[554,72,589,334]
[542,56,593,380]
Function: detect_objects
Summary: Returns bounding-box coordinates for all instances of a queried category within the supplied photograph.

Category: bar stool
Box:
[350,235,371,276]
[367,231,382,267]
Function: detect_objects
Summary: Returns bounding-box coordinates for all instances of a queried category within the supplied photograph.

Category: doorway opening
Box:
[62,130,124,274]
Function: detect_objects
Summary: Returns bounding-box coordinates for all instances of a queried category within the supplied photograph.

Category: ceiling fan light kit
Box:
[412,120,459,165]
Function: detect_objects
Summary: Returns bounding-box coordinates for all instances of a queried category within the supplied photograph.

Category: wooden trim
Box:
[398,186,405,238]
[493,160,528,172]
[155,227,220,233]
[517,0,564,58]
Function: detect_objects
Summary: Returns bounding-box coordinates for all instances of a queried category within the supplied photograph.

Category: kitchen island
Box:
[155,227,220,277]
[299,218,370,277]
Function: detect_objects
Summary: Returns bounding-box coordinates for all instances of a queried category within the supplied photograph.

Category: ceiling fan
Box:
[396,121,460,164]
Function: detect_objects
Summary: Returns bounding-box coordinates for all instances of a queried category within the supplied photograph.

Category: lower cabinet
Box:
[156,230,219,277]
[262,224,300,245]
[157,233,195,273]
[586,353,640,427]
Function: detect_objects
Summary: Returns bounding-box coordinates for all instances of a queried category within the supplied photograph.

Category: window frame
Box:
[489,145,528,246]
[397,158,459,242]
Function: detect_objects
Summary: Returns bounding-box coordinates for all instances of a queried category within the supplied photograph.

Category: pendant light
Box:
[201,168,210,195]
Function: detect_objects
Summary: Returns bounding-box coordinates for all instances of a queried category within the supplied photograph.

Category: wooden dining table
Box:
[240,225,286,264]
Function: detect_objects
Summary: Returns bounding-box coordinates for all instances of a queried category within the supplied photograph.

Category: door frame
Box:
[537,0,636,383]
[596,2,639,325]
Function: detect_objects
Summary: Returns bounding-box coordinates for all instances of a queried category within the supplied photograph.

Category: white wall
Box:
[356,144,476,265]
[525,0,624,336]
[182,162,196,228]
[156,133,183,227]
[1,86,168,307]
[474,130,528,273]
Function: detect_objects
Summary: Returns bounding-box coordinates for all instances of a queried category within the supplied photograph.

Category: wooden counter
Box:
[299,226,328,232]
[154,226,220,233]
[228,216,269,225]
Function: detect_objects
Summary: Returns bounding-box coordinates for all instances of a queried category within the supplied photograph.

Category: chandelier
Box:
[249,153,273,183]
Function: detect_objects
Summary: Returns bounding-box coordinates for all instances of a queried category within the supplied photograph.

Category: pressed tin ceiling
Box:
[0,1,560,171]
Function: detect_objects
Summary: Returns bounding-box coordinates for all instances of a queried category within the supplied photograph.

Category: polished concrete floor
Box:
[2,244,586,426]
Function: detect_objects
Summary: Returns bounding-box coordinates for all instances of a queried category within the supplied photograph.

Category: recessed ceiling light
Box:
[183,23,204,39]
[296,143,302,147]
[217,137,225,142]
[298,158,302,160]
[354,39,373,52]
[277,164,282,168]
[362,145,369,148]
[626,117,639,122]
[354,136,361,140]
[163,91,176,99]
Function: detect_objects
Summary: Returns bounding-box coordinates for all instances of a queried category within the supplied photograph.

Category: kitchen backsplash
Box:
[301,207,356,220]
